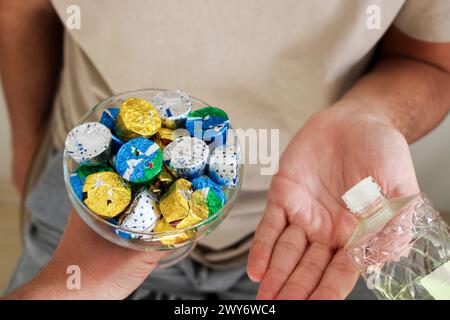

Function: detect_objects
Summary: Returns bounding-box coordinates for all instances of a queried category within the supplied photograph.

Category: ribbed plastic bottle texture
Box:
[344,189,450,300]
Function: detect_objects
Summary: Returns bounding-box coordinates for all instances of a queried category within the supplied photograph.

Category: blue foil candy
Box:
[69,173,84,200]
[115,137,163,184]
[185,107,229,147]
[191,176,226,205]
[100,108,119,131]
[100,108,125,153]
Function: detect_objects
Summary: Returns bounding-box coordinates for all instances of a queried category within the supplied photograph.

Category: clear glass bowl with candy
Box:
[63,89,242,268]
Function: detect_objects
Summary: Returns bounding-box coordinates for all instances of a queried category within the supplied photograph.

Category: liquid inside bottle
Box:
[342,177,450,300]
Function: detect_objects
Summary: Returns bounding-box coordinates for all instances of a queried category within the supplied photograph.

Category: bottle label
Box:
[419,260,450,300]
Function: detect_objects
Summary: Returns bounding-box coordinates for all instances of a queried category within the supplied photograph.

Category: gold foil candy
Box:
[153,218,191,246]
[115,97,162,141]
[82,171,131,218]
[159,178,192,222]
[154,127,175,148]
[158,165,175,186]
[149,166,175,198]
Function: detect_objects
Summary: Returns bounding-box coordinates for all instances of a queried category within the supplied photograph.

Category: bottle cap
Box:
[342,176,384,216]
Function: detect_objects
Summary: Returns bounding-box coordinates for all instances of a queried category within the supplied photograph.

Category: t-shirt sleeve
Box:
[393,0,450,43]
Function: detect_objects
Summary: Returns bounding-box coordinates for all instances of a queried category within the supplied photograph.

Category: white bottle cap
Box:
[341,176,384,216]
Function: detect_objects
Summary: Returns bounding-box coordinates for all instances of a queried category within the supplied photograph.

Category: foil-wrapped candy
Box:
[151,90,192,129]
[100,108,119,131]
[82,171,131,218]
[153,127,175,148]
[115,97,162,141]
[163,136,209,179]
[153,218,191,246]
[191,176,226,216]
[185,106,229,148]
[159,178,192,222]
[100,108,125,152]
[116,189,160,239]
[149,165,175,198]
[208,145,239,188]
[65,122,112,166]
[70,164,114,200]
[115,137,163,184]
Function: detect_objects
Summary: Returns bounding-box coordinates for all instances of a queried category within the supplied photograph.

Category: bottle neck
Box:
[353,194,389,221]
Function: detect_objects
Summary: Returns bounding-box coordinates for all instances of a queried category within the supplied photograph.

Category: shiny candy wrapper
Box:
[115,97,162,141]
[149,165,175,198]
[208,145,239,188]
[159,178,192,222]
[70,164,114,200]
[182,190,209,226]
[100,108,119,131]
[70,173,84,200]
[153,127,175,148]
[163,136,209,179]
[100,108,125,152]
[82,171,131,218]
[151,90,192,129]
[116,189,160,239]
[153,218,191,246]
[65,122,112,166]
[185,106,229,147]
[191,176,226,216]
[115,137,163,184]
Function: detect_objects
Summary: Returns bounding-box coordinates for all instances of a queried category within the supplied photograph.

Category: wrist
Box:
[324,99,399,132]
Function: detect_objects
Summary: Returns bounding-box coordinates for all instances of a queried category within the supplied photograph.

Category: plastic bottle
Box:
[342,177,450,300]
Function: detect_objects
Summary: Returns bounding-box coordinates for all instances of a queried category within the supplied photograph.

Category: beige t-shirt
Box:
[48,0,450,260]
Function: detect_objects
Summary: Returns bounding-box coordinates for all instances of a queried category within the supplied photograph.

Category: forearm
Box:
[4,263,84,300]
[0,0,62,140]
[335,57,450,143]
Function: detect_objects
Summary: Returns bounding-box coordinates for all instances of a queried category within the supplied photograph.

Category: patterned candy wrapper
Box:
[82,171,131,218]
[191,176,226,216]
[163,136,209,179]
[65,122,112,166]
[115,97,162,141]
[185,106,229,147]
[100,108,125,153]
[208,145,239,188]
[159,178,192,222]
[115,137,163,184]
[151,90,192,129]
[116,189,160,239]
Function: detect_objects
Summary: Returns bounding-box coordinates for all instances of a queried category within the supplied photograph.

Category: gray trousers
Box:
[5,150,374,300]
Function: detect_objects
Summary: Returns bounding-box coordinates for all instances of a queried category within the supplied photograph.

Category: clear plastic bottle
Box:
[342,177,450,300]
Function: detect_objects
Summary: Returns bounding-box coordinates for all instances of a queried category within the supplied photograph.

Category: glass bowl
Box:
[63,88,243,268]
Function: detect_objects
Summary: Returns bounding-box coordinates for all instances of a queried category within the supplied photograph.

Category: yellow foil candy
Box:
[153,127,175,148]
[82,171,131,218]
[159,178,192,222]
[148,166,175,198]
[115,97,162,141]
[177,190,209,227]
[153,218,191,246]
